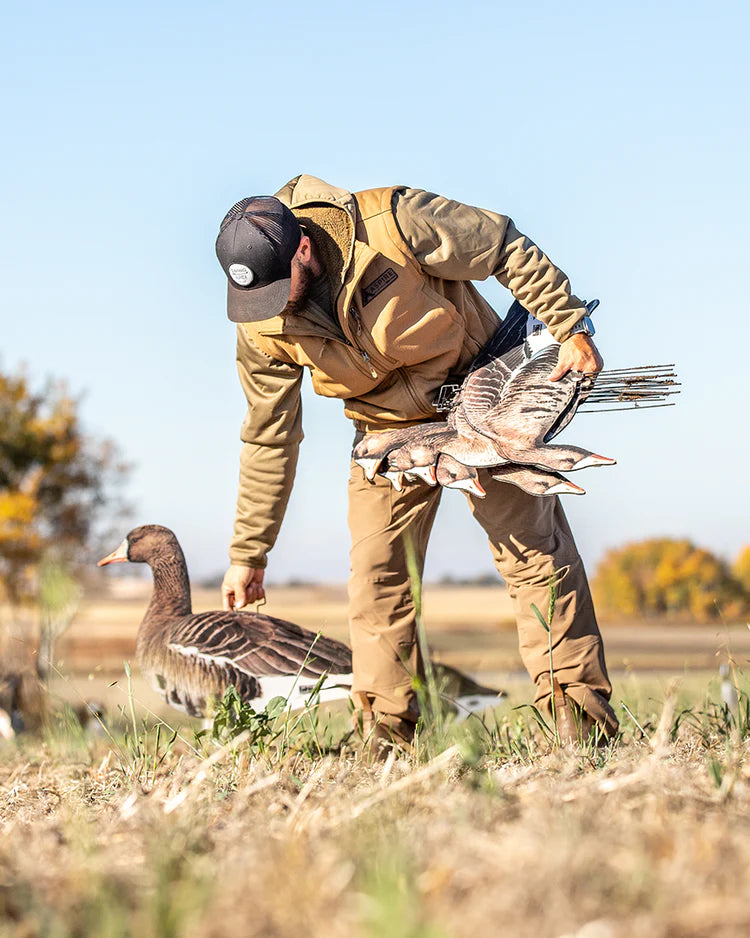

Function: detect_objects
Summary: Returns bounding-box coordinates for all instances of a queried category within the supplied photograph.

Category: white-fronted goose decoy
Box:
[488,464,585,497]
[98,525,353,717]
[353,422,449,482]
[386,430,459,486]
[435,456,584,498]
[434,455,487,498]
[450,340,615,472]
[438,302,614,472]
[354,299,613,491]
[98,525,504,720]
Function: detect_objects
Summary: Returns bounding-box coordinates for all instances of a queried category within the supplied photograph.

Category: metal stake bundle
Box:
[580,364,681,412]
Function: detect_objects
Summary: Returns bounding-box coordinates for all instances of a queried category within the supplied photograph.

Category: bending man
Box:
[216,175,617,748]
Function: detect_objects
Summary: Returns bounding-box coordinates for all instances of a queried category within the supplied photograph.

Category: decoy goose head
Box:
[98,524,182,567]
[435,456,487,498]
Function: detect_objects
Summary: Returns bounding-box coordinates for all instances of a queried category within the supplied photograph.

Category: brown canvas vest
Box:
[244,186,500,431]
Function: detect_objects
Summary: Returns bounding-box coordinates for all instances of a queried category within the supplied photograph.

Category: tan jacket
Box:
[230,174,589,566]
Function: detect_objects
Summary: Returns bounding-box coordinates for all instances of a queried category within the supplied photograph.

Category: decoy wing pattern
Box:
[98,525,504,721]
[354,299,620,495]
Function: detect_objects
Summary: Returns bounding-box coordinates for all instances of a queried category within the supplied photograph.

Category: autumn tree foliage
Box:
[592,538,749,621]
[0,366,128,608]
[733,546,750,597]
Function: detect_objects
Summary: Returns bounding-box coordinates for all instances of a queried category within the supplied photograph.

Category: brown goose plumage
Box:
[353,422,449,481]
[450,342,613,472]
[98,525,353,718]
[98,525,504,720]
[354,300,614,492]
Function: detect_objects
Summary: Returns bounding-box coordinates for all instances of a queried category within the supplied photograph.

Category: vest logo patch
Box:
[361,267,398,306]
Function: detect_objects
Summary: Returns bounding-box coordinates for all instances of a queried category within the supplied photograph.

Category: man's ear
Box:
[295,233,312,261]
[295,233,323,276]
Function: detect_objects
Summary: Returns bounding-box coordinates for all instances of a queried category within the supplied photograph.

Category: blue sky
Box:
[2,0,748,582]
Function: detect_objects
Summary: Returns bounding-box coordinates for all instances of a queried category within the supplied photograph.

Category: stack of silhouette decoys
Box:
[98,525,503,722]
[354,300,679,498]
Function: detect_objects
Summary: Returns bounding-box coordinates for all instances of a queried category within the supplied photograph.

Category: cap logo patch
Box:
[229,264,255,286]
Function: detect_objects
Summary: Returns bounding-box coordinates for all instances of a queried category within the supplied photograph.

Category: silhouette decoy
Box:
[354,299,617,494]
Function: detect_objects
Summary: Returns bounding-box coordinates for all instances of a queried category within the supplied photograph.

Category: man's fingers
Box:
[548,364,568,382]
[247,582,265,605]
[221,566,265,611]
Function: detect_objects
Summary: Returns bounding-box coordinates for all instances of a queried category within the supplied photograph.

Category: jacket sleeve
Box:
[393,188,589,343]
[230,326,304,568]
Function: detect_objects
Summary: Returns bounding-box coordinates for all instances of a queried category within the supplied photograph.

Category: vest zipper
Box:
[359,349,378,379]
[348,304,378,378]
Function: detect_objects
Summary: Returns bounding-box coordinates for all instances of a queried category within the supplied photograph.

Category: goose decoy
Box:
[451,341,615,472]
[0,708,13,740]
[434,454,487,498]
[0,674,25,738]
[98,525,354,718]
[386,430,459,486]
[434,456,584,498]
[488,464,585,497]
[434,666,505,724]
[433,299,612,472]
[719,664,739,712]
[97,525,504,721]
[354,422,449,482]
[354,299,613,489]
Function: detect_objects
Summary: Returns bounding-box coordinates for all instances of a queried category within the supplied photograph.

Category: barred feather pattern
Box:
[140,609,353,718]
[101,525,504,719]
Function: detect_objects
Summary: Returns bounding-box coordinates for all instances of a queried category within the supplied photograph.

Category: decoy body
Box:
[354,300,616,497]
[448,342,612,472]
[98,525,503,721]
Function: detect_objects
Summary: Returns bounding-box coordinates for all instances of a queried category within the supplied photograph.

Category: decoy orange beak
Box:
[408,465,438,486]
[547,480,586,496]
[97,539,129,566]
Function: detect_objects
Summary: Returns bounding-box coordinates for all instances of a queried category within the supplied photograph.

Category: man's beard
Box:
[282,258,316,316]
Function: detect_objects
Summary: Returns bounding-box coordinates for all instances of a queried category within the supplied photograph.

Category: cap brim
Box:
[227,277,292,323]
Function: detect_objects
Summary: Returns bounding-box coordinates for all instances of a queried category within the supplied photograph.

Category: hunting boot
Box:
[355,709,416,764]
[552,680,614,748]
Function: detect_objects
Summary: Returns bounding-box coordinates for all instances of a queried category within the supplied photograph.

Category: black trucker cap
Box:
[216,196,302,322]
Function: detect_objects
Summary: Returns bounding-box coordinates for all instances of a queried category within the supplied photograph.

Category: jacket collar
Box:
[274,174,357,280]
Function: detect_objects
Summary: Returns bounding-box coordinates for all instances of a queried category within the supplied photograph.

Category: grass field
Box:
[1,584,749,937]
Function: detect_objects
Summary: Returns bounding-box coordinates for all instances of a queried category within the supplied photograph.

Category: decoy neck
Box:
[98,524,193,618]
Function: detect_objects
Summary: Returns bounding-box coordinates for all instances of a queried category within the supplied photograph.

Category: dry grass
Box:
[1,674,750,938]
[3,581,750,937]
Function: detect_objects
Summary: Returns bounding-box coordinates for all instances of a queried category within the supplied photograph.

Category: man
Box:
[216,174,617,748]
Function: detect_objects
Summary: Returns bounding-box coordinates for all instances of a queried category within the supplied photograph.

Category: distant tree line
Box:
[593,538,750,621]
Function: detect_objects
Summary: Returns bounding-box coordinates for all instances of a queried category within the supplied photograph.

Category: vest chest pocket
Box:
[347,302,400,373]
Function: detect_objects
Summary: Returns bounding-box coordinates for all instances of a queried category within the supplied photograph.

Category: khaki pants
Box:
[347,461,618,736]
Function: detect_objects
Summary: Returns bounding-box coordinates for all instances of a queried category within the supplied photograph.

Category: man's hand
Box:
[548,334,604,382]
[221,564,266,611]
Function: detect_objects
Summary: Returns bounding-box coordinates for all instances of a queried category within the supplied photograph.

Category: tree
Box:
[732,545,750,597]
[592,538,748,621]
[0,365,129,610]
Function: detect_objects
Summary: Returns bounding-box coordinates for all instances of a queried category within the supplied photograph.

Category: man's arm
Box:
[222,326,304,610]
[393,188,601,378]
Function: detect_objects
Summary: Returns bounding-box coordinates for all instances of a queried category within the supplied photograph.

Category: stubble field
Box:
[1,583,749,938]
